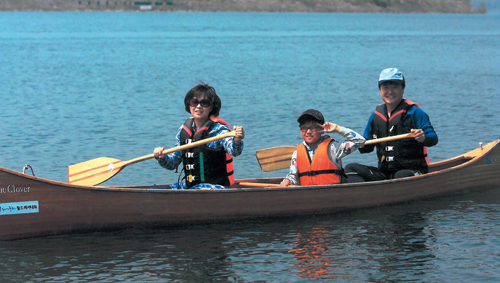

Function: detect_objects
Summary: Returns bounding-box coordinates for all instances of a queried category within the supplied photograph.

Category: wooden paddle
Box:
[255,132,415,172]
[68,131,237,186]
[238,182,299,188]
[238,182,281,187]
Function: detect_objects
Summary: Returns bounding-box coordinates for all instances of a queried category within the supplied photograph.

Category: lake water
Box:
[1,11,500,282]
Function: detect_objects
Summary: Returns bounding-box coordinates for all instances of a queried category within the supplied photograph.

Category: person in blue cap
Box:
[344,68,438,183]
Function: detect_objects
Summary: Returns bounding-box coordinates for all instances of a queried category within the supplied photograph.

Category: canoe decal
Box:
[486,156,500,164]
[0,185,31,194]
[0,201,39,215]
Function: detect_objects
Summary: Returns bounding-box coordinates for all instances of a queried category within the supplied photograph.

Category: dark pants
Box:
[344,163,424,183]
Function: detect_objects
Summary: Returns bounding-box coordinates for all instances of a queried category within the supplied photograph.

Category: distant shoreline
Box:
[0,0,487,13]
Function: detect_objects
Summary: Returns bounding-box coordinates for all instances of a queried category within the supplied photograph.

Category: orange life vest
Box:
[296,138,343,186]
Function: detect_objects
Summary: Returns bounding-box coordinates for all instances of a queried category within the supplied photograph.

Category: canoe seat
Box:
[429,156,471,173]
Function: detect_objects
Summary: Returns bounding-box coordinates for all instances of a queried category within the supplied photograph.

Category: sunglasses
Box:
[299,125,322,133]
[189,98,211,108]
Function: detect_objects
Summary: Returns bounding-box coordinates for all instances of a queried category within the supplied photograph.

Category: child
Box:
[280,109,365,187]
[153,82,245,189]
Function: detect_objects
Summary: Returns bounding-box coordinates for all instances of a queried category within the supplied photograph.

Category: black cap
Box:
[297,109,325,124]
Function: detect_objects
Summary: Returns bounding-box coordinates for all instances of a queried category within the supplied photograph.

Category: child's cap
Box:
[297,109,325,124]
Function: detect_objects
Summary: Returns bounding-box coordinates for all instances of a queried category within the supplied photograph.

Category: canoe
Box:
[1,140,500,241]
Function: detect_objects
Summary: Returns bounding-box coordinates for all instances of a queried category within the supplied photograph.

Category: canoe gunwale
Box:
[0,140,497,192]
[100,139,500,191]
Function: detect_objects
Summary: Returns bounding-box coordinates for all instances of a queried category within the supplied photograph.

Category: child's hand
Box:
[280,179,291,187]
[321,122,341,133]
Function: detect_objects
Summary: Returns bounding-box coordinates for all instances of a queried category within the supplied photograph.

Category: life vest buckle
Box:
[386,146,394,151]
[186,164,195,170]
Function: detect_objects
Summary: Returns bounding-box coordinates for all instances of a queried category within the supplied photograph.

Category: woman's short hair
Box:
[184,82,222,117]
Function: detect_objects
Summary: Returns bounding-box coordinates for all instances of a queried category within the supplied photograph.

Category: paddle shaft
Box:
[238,182,298,188]
[238,182,280,187]
[364,132,414,145]
[123,131,237,166]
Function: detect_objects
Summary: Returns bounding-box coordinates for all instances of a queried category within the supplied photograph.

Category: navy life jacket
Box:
[179,117,234,188]
[370,99,429,173]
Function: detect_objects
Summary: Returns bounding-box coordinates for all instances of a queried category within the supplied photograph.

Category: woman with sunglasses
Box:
[153,82,245,189]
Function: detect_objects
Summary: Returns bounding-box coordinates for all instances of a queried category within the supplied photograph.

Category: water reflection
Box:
[356,212,436,282]
[0,228,241,282]
[289,226,334,280]
[1,188,499,282]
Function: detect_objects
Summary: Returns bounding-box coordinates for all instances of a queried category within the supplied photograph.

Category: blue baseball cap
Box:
[378,68,405,86]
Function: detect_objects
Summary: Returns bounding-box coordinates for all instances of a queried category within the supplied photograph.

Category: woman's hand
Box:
[153,147,165,159]
[233,125,245,145]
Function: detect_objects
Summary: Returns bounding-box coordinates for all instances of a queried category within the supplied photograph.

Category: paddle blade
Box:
[67,131,237,186]
[255,146,296,172]
[68,157,124,186]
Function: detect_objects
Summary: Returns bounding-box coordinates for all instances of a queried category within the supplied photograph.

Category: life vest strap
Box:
[298,169,345,178]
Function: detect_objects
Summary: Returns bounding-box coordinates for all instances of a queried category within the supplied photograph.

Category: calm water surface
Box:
[0,11,499,282]
[1,188,500,282]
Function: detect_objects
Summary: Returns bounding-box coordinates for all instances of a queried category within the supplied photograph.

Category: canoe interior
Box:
[110,154,476,190]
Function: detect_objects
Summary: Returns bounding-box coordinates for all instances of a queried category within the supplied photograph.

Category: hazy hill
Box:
[0,0,487,13]
[471,0,498,10]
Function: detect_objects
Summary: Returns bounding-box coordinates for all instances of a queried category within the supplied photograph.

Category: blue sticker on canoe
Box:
[0,201,39,215]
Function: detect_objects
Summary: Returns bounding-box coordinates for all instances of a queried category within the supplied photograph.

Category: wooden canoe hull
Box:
[1,140,500,240]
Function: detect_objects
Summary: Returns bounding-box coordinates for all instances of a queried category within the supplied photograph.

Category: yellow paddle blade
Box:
[68,157,124,186]
[255,146,296,172]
